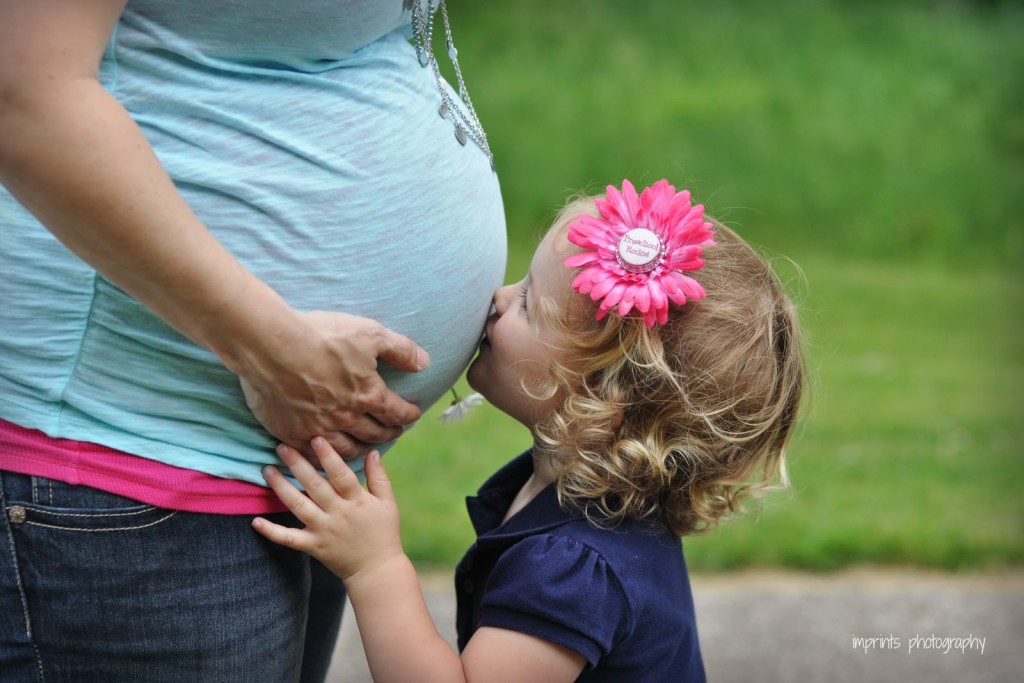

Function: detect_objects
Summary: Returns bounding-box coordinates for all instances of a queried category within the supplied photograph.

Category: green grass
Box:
[449,0,1023,269]
[380,0,1024,572]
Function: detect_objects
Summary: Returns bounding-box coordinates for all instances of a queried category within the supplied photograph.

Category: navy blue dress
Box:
[455,451,706,682]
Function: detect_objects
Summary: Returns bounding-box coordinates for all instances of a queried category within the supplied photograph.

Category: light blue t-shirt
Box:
[0,0,506,483]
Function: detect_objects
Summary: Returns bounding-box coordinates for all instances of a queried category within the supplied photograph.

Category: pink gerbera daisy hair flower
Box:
[564,179,717,327]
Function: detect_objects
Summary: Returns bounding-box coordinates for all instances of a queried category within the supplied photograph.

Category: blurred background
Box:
[385,0,1023,575]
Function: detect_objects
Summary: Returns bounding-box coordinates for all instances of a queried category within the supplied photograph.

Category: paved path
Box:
[326,568,1024,682]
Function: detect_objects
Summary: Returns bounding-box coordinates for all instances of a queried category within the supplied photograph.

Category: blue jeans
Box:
[0,471,345,682]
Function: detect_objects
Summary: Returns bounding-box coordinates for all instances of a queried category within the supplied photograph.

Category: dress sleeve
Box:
[477,534,629,667]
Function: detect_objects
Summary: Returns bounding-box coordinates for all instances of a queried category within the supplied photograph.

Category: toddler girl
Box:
[253,179,805,682]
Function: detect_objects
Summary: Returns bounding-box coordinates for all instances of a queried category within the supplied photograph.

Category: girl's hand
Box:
[252,439,404,581]
[256,441,588,683]
[237,310,429,462]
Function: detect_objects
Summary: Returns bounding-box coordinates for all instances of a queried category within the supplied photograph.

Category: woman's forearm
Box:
[0,77,293,374]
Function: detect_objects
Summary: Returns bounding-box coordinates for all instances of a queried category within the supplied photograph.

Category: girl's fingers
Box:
[363,450,396,503]
[262,464,323,526]
[275,442,343,511]
[251,516,315,554]
[310,436,364,500]
[275,442,322,482]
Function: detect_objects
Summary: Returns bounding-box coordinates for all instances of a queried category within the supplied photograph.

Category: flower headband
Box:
[564,179,716,327]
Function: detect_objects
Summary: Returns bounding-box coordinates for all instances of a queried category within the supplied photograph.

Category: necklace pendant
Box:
[411,0,494,170]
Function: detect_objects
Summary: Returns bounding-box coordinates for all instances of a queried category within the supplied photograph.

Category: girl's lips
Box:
[482,315,497,345]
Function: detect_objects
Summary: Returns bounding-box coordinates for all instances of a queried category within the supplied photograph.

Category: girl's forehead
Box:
[532,227,576,296]
[542,221,576,258]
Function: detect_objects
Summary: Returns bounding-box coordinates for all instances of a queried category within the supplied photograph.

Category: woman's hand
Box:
[253,440,405,581]
[237,310,428,460]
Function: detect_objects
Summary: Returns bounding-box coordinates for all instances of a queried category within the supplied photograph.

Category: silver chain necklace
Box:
[410,0,495,171]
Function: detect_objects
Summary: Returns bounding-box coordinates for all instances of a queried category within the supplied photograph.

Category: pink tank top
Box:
[0,418,285,514]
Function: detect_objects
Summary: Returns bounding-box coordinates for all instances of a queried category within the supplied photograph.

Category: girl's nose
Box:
[492,283,517,316]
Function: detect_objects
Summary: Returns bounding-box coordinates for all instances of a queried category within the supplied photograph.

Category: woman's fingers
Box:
[237,311,425,455]
[324,411,402,451]
[305,431,365,462]
[358,376,424,430]
[309,311,424,431]
[373,326,430,375]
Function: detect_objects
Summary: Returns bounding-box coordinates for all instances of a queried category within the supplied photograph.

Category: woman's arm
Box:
[254,441,586,683]
[0,0,427,457]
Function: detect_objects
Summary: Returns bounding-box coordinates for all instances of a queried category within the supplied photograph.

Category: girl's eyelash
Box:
[520,288,529,311]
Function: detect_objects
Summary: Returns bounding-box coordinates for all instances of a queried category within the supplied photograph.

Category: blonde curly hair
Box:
[534,197,805,537]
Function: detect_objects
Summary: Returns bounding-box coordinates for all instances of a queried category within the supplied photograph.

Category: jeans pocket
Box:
[4,476,177,533]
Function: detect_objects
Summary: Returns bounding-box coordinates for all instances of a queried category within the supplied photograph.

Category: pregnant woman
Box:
[0,1,505,680]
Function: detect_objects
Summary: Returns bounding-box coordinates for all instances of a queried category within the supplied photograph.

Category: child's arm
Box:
[252,439,586,683]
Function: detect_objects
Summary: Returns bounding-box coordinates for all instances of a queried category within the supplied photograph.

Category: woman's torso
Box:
[0,0,506,482]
